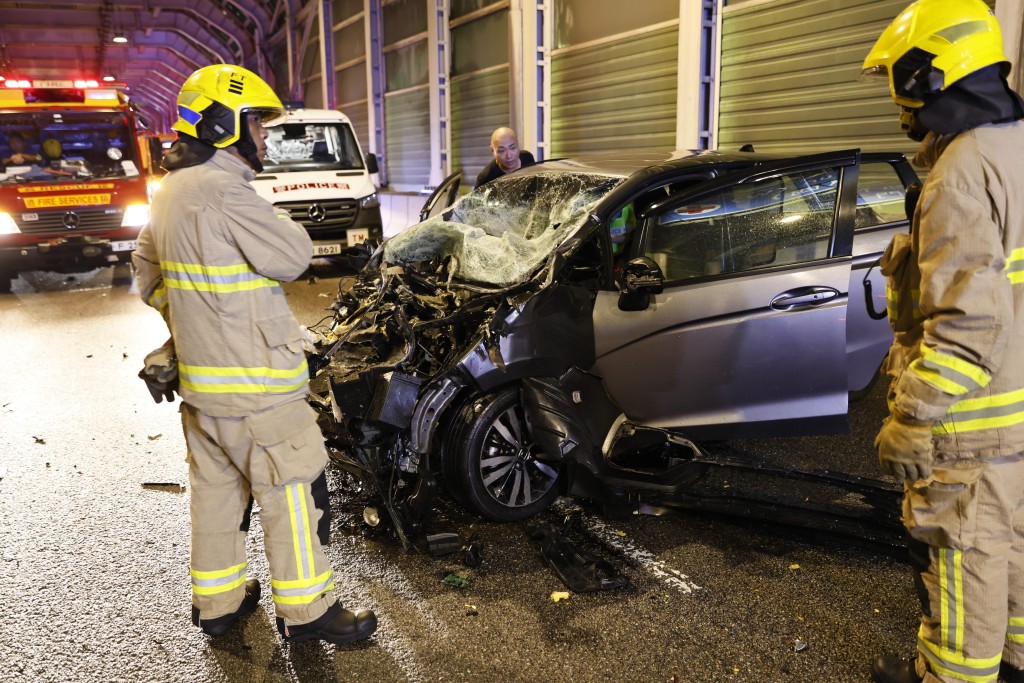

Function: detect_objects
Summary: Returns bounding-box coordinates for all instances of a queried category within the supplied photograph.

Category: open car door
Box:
[419,171,462,222]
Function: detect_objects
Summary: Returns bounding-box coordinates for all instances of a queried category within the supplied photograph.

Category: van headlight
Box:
[0,212,21,235]
[360,192,379,209]
[121,203,151,228]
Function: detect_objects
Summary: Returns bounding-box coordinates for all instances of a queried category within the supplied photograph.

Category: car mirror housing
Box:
[622,257,664,295]
[365,152,379,174]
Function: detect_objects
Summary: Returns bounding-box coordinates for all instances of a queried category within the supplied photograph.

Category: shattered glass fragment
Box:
[383,173,618,286]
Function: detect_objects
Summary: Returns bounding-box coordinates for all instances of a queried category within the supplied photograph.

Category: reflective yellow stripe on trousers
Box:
[1007,616,1024,643]
[271,482,335,606]
[917,549,1001,682]
[191,561,248,596]
[935,387,1024,435]
[1006,248,1024,285]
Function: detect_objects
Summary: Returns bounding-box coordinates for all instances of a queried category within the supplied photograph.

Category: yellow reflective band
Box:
[298,482,316,581]
[918,635,1001,683]
[1006,249,1024,284]
[940,548,951,651]
[955,550,964,656]
[162,261,258,275]
[178,360,309,395]
[911,344,991,397]
[192,575,248,596]
[271,569,334,591]
[1010,617,1024,626]
[286,484,310,581]
[272,581,335,606]
[190,562,248,580]
[165,278,278,293]
[936,387,1024,434]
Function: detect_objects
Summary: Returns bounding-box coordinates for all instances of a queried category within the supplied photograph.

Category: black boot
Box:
[871,655,923,683]
[191,579,261,637]
[1002,661,1024,683]
[277,601,377,645]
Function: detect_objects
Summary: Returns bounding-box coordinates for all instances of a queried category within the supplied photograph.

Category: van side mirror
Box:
[365,153,379,174]
[618,257,664,311]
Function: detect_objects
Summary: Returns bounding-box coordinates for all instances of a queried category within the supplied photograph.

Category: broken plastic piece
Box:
[427,533,461,557]
[527,523,629,593]
[442,573,469,589]
[793,638,808,653]
[465,604,479,616]
[550,591,570,602]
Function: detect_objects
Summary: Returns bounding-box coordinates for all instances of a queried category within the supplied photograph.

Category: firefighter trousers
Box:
[904,453,1024,683]
[181,399,338,626]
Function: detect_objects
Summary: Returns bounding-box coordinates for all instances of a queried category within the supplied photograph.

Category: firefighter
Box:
[133,64,377,644]
[861,1,1024,682]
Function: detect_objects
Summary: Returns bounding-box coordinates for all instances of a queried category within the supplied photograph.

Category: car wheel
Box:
[451,387,561,521]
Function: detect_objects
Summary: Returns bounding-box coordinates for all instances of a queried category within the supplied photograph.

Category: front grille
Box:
[275,199,358,233]
[16,206,124,234]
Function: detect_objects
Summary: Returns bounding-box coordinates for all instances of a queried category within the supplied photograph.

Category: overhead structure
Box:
[0,0,288,131]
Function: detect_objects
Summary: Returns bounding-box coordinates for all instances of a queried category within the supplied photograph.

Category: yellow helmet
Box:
[861,0,1009,108]
[172,64,285,148]
[42,138,62,159]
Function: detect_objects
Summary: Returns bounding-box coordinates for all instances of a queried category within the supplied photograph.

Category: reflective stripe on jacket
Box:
[133,150,313,416]
[887,122,1024,457]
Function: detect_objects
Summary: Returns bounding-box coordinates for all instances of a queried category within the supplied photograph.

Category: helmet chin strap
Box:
[232,115,263,173]
[900,107,928,142]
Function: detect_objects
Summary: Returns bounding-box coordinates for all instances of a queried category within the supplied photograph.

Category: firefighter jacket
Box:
[133,149,313,416]
[882,122,1024,457]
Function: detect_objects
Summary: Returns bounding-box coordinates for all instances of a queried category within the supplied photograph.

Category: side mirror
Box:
[365,153,379,174]
[618,257,664,312]
[622,257,664,295]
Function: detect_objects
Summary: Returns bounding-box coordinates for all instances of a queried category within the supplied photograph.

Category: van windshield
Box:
[263,122,364,173]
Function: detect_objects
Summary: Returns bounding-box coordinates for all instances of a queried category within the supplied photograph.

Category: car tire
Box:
[450,386,561,521]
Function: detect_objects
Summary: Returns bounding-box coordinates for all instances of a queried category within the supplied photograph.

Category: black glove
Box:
[138,368,179,403]
[139,343,178,404]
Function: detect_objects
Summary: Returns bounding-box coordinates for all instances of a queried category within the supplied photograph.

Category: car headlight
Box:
[0,212,20,235]
[121,203,150,228]
[360,192,379,209]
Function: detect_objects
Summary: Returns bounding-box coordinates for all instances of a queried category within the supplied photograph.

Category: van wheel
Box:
[450,387,560,521]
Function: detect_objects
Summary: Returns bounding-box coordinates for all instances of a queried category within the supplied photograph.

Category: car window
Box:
[855,162,907,229]
[643,167,840,282]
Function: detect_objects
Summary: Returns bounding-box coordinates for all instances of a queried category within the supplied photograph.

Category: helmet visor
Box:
[246,107,287,128]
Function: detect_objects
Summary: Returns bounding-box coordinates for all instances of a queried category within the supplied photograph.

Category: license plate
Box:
[111,240,138,252]
[346,228,369,245]
[313,243,342,256]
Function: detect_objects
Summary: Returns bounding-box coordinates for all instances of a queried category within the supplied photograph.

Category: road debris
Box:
[442,573,469,589]
[793,638,808,652]
[142,483,186,493]
[33,436,45,444]
[427,532,461,557]
[527,522,629,593]
[550,591,570,602]
[464,604,478,617]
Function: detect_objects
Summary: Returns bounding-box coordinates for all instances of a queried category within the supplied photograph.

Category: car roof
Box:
[519,149,797,179]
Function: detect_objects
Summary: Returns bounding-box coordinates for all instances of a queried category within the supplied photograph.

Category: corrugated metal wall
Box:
[384,87,430,190]
[718,0,937,157]
[550,24,679,157]
[344,102,370,154]
[451,66,510,184]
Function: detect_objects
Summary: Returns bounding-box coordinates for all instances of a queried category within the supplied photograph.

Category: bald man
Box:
[474,127,535,189]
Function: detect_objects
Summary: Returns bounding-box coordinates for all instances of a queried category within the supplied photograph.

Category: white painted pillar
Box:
[427,0,451,187]
[676,0,704,151]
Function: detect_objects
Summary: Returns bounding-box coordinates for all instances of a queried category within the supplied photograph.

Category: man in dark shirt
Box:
[475,126,535,188]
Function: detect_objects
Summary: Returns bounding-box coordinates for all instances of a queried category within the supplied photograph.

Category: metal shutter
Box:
[451,66,510,183]
[384,86,430,191]
[716,0,980,157]
[550,24,678,157]
[343,102,370,155]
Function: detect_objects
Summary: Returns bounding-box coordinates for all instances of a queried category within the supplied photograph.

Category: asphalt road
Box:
[0,263,921,683]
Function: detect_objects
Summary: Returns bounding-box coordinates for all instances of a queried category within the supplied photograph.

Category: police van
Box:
[252,107,382,261]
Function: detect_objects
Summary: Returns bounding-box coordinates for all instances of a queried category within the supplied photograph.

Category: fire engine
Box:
[0,79,151,292]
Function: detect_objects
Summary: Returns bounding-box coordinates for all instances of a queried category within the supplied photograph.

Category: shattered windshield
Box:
[263,122,364,173]
[384,172,621,286]
[0,112,140,183]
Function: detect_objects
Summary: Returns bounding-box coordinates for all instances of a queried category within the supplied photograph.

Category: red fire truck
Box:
[0,79,152,292]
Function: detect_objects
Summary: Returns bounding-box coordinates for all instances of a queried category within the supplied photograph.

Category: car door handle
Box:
[770,286,840,311]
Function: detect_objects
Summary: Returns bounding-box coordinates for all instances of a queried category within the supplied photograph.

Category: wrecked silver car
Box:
[307,149,918,542]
